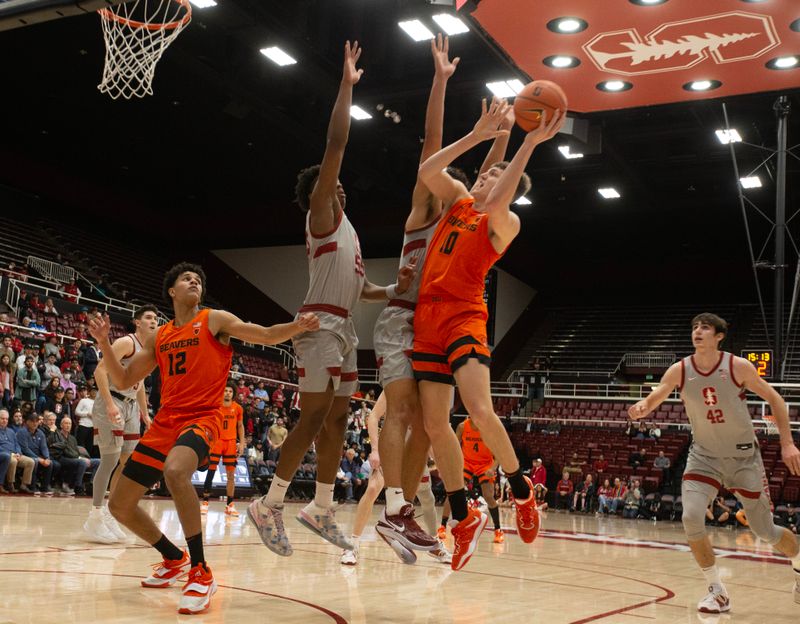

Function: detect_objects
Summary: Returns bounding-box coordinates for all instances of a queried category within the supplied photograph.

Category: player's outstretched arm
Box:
[735,356,800,475]
[360,257,417,302]
[88,314,157,390]
[309,40,363,235]
[628,362,681,421]
[418,96,510,209]
[485,109,563,249]
[210,310,319,346]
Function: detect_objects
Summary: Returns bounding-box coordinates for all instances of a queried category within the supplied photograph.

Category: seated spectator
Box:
[706,496,731,526]
[0,354,14,409]
[28,293,43,312]
[0,408,35,493]
[653,450,671,484]
[43,385,71,423]
[622,480,642,519]
[279,365,290,382]
[14,355,40,405]
[66,358,86,385]
[17,412,52,494]
[593,453,608,474]
[564,451,584,476]
[75,307,89,325]
[572,473,595,512]
[784,503,799,534]
[596,478,612,514]
[74,386,96,455]
[628,447,646,469]
[555,471,573,510]
[610,477,626,514]
[63,278,81,303]
[544,417,561,436]
[641,493,662,520]
[71,323,88,341]
[47,416,89,495]
[648,423,661,439]
[340,448,362,502]
[531,458,548,510]
[9,409,24,433]
[43,335,61,360]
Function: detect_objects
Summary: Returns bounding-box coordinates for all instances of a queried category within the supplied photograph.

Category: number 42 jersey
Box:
[680,352,756,458]
[156,308,233,413]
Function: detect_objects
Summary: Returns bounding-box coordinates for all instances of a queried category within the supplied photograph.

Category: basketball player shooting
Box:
[629,313,800,612]
[412,96,563,570]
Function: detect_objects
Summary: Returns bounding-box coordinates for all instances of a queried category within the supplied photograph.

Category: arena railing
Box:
[7,276,138,316]
[0,320,88,347]
[623,352,677,368]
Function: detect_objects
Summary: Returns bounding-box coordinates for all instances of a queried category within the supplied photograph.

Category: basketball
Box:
[513,80,568,132]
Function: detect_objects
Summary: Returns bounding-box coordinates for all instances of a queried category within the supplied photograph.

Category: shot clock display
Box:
[741,350,773,378]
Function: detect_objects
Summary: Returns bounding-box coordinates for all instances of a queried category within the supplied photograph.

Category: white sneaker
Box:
[697,586,731,613]
[200,500,209,515]
[61,484,76,496]
[426,539,453,564]
[101,506,127,541]
[340,544,359,566]
[84,508,118,544]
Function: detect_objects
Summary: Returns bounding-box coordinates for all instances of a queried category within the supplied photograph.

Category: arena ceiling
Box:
[0,0,798,302]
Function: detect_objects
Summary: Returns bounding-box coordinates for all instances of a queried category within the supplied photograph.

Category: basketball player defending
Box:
[200,383,244,516]
[375,34,511,564]
[630,313,800,611]
[84,304,158,544]
[248,41,414,557]
[88,263,318,615]
[414,97,563,570]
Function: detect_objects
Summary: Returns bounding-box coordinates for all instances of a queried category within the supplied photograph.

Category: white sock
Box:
[701,565,725,593]
[351,534,361,546]
[385,488,405,516]
[313,482,335,509]
[265,476,291,506]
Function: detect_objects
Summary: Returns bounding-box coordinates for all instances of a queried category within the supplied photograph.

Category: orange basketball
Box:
[513,80,568,132]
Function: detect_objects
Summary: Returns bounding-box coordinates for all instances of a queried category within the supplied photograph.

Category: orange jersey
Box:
[461,418,493,465]
[156,308,233,413]
[219,401,243,441]
[419,197,505,304]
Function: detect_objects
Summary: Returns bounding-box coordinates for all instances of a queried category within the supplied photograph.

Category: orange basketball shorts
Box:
[464,458,495,484]
[412,299,491,385]
[210,437,239,468]
[123,409,220,487]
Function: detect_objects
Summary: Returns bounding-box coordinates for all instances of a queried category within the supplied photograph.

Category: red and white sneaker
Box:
[376,504,438,552]
[697,586,731,613]
[178,562,217,615]
[450,508,488,571]
[514,476,540,543]
[200,501,209,515]
[141,551,191,588]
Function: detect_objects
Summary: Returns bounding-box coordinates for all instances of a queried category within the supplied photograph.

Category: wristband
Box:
[386,283,399,299]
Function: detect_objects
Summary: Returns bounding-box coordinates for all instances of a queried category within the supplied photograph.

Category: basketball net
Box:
[97,0,191,100]
[763,414,779,436]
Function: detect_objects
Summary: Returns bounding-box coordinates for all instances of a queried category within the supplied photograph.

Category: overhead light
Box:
[260,46,297,66]
[596,80,632,92]
[432,14,469,36]
[684,79,721,91]
[740,176,762,189]
[766,55,799,70]
[486,80,524,98]
[715,129,742,144]
[189,0,217,7]
[398,20,434,42]
[558,145,584,159]
[546,17,588,34]
[350,105,372,120]
[629,0,668,5]
[514,196,532,205]
[543,55,580,68]
[598,187,621,199]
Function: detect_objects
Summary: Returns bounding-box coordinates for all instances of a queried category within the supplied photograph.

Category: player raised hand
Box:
[524,109,565,147]
[296,312,320,333]
[472,97,512,142]
[88,312,112,346]
[628,400,651,421]
[343,40,364,85]
[396,256,418,295]
[431,33,459,79]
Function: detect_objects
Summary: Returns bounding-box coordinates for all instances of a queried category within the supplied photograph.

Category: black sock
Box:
[202,491,210,502]
[506,469,531,501]
[489,505,501,530]
[153,534,183,562]
[447,489,468,522]
[227,495,235,506]
[186,533,205,568]
[203,469,215,493]
[441,516,449,527]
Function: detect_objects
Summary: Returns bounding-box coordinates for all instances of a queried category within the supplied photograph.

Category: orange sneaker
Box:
[141,550,191,588]
[200,500,208,515]
[225,502,239,517]
[450,508,488,571]
[437,526,447,541]
[178,562,217,615]
[493,528,505,544]
[514,476,540,543]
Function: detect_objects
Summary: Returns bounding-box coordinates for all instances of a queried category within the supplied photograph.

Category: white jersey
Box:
[300,211,365,324]
[109,333,143,400]
[391,215,441,306]
[680,352,756,458]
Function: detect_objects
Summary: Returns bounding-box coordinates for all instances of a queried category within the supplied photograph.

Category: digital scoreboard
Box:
[741,350,773,378]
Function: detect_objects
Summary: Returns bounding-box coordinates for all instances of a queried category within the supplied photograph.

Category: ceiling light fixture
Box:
[350,105,372,120]
[546,17,588,34]
[630,0,668,5]
[558,145,584,159]
[598,187,621,199]
[740,176,762,189]
[398,20,435,42]
[596,80,632,92]
[189,0,217,7]
[514,196,532,205]
[486,80,524,98]
[543,55,580,68]
[259,46,297,66]
[766,55,799,70]
[432,14,470,36]
[715,129,742,144]
[683,79,721,91]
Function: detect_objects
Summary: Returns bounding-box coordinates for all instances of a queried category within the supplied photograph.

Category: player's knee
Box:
[422,414,451,441]
[162,462,191,488]
[466,405,496,429]
[108,496,131,523]
[744,498,783,545]
[681,508,707,540]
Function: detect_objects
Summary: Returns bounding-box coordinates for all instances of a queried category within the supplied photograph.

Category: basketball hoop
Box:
[763,414,779,436]
[97,0,192,100]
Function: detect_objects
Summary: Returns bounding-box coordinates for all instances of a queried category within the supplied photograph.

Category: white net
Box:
[97,0,192,100]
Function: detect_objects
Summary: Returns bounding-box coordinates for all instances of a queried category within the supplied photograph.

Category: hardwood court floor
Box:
[0,496,797,623]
